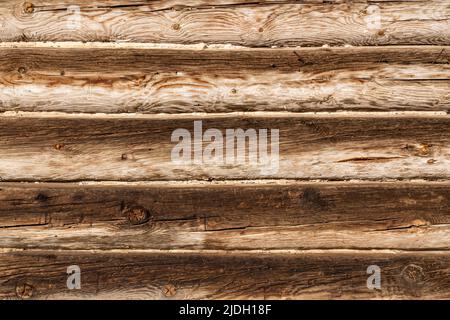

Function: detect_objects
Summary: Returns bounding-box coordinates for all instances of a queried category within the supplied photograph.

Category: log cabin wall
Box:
[0,0,449,299]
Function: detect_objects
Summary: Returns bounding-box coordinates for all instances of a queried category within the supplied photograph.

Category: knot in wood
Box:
[16,283,34,299]
[54,144,65,150]
[417,143,432,157]
[401,264,425,284]
[123,206,150,225]
[23,2,34,13]
[163,284,176,297]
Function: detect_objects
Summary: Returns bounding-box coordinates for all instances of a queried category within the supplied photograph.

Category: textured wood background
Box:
[0,0,449,300]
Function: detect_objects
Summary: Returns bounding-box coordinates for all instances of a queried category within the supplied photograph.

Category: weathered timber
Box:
[1,45,450,113]
[0,113,448,181]
[0,181,449,250]
[1,1,450,46]
[0,250,449,299]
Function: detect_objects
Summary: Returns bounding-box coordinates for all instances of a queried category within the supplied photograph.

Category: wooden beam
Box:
[0,181,448,250]
[0,112,448,181]
[1,249,449,299]
[1,1,450,46]
[1,45,450,113]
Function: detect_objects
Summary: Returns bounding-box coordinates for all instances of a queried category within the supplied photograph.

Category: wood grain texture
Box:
[0,181,449,250]
[1,0,450,46]
[1,250,449,299]
[1,45,450,113]
[0,113,448,181]
[1,0,449,302]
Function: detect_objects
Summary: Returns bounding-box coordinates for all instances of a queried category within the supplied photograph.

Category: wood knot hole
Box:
[36,193,49,202]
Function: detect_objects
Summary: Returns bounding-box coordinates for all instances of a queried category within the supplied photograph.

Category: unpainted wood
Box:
[1,1,450,46]
[1,250,449,299]
[0,182,449,250]
[0,114,448,181]
[1,46,450,113]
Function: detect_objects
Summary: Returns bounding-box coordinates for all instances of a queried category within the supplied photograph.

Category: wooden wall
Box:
[0,0,449,299]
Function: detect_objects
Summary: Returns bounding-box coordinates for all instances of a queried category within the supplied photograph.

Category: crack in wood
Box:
[337,156,405,163]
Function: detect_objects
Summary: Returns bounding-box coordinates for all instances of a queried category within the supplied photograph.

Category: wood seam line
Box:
[0,248,449,254]
[1,180,450,186]
[2,178,450,183]
[1,42,450,51]
[0,111,448,119]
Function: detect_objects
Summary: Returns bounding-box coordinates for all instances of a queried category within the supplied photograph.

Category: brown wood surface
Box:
[1,45,450,113]
[1,1,450,46]
[1,249,449,299]
[0,181,449,250]
[1,0,450,301]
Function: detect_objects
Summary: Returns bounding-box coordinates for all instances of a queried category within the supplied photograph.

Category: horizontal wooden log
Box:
[0,113,448,181]
[1,1,450,46]
[0,249,449,299]
[0,181,449,250]
[1,45,450,113]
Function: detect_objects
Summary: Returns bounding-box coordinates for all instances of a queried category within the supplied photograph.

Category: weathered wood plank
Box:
[1,0,450,46]
[1,45,450,113]
[0,181,449,250]
[1,250,449,299]
[0,113,448,181]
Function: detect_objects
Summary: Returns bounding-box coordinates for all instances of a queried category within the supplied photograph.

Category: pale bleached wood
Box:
[1,46,450,113]
[0,113,448,181]
[1,249,449,299]
[1,1,450,46]
[0,181,449,250]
